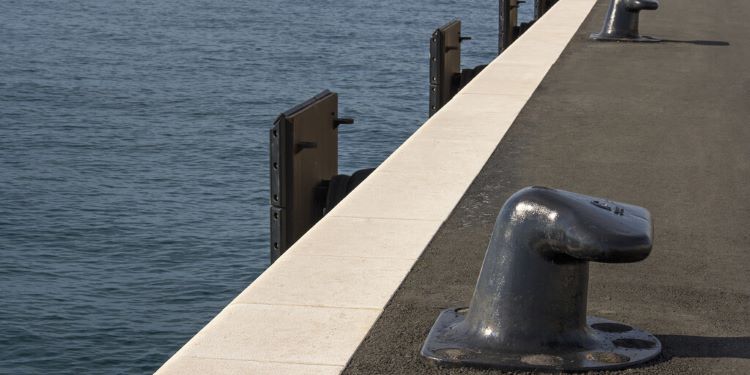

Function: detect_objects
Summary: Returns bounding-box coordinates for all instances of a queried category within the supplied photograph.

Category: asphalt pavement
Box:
[342,0,750,373]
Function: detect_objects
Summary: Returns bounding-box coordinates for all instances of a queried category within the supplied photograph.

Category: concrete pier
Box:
[157,0,749,373]
[343,0,750,373]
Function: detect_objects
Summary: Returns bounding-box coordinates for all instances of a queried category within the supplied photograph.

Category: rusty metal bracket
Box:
[421,187,661,371]
[270,91,374,262]
[429,19,489,116]
[513,20,535,41]
[429,20,462,116]
[535,0,559,19]
[270,91,339,262]
[498,0,519,53]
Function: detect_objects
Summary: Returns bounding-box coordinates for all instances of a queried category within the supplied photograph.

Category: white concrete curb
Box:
[156,1,596,373]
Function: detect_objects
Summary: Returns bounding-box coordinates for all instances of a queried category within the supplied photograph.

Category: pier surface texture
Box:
[156,0,749,373]
[343,0,750,374]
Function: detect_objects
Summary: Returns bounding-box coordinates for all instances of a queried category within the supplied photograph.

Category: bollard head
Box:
[421,187,661,371]
[524,187,654,264]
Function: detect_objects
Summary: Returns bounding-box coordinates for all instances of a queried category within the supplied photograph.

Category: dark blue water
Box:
[0,1,531,373]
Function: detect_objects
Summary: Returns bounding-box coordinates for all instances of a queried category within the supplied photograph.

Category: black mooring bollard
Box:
[591,0,660,42]
[421,186,661,371]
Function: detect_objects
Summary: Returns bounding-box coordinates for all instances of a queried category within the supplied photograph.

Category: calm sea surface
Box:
[0,1,531,373]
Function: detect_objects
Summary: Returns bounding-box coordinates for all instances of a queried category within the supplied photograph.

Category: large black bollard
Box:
[591,0,660,42]
[421,186,661,371]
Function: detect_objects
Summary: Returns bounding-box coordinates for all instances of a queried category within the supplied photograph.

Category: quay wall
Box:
[156,1,596,373]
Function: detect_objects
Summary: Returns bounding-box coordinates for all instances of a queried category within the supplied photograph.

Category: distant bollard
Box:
[421,186,662,371]
[591,0,660,42]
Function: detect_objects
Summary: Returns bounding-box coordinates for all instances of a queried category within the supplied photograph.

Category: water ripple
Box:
[0,0,532,373]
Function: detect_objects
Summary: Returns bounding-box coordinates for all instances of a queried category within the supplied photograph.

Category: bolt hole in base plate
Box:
[421,308,661,371]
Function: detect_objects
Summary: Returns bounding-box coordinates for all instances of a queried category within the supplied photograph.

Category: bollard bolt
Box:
[421,186,662,371]
[591,0,660,42]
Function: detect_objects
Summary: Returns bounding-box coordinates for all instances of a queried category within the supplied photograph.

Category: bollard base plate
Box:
[589,33,661,42]
[421,308,662,371]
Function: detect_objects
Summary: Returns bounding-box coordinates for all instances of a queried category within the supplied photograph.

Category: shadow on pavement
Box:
[658,335,750,359]
[659,39,730,46]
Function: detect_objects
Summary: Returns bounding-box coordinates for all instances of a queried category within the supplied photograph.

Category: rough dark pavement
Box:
[342,0,750,374]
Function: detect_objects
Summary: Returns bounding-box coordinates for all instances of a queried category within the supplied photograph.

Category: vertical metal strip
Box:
[429,29,443,117]
[270,115,286,262]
